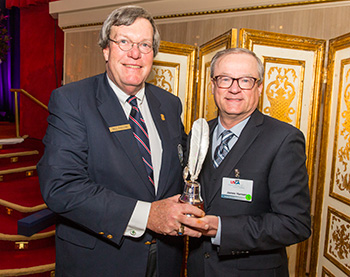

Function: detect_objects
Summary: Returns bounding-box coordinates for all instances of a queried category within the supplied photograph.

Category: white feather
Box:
[187,118,210,182]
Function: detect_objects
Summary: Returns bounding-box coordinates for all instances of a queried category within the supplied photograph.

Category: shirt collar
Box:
[106,74,146,105]
[216,116,251,139]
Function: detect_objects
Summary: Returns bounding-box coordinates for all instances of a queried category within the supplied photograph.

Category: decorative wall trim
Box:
[154,0,350,20]
[60,0,350,30]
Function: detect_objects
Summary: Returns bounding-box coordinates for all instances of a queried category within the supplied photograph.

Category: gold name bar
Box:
[109,124,131,132]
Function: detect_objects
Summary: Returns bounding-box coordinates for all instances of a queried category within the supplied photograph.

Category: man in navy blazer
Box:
[186,48,311,276]
[38,6,206,277]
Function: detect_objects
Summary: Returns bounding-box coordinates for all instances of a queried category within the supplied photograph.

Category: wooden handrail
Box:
[10,89,49,138]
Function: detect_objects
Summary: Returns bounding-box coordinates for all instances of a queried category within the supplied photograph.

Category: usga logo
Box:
[230,180,240,185]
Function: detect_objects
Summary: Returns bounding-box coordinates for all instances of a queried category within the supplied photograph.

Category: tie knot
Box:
[221,130,234,143]
[127,96,138,107]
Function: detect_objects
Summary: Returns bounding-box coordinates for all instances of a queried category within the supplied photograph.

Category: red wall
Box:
[19,3,63,139]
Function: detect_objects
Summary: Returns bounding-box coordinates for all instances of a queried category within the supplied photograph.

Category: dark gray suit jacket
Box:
[187,109,311,277]
[38,73,186,276]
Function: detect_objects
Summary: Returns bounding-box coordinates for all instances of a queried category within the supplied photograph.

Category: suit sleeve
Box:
[218,128,311,255]
[37,89,136,246]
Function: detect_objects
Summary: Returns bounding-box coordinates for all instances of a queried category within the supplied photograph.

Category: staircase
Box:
[0,138,55,277]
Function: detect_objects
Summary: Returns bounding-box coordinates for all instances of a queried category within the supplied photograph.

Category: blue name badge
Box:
[221,177,253,202]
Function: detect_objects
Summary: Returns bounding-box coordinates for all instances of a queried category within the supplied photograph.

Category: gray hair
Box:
[98,5,160,57]
[210,48,264,85]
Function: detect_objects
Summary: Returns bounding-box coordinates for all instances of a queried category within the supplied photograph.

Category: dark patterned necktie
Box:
[213,130,234,168]
[127,96,154,185]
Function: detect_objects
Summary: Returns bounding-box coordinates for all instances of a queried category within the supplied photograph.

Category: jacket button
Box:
[204,252,210,259]
[99,232,104,235]
[107,234,113,239]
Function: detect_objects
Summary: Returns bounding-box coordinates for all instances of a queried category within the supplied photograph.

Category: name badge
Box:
[109,124,131,132]
[221,177,253,202]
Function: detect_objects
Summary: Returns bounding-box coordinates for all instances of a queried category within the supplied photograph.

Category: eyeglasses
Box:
[108,38,153,54]
[212,75,260,90]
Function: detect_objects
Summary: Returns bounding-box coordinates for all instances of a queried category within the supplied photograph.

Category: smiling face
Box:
[212,53,263,129]
[103,17,154,95]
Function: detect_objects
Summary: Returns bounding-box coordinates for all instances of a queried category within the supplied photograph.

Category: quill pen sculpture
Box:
[180,118,209,209]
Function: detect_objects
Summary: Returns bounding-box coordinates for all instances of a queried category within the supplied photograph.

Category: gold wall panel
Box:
[239,28,326,277]
[324,207,350,276]
[321,267,336,277]
[311,32,350,277]
[261,57,305,128]
[149,41,197,133]
[197,29,237,121]
[148,61,179,96]
[329,58,350,206]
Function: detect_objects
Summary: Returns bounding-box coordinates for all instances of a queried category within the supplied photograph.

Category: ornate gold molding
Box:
[154,0,350,20]
[61,0,349,30]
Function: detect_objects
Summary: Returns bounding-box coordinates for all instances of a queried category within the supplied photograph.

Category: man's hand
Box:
[147,194,208,237]
[195,215,219,237]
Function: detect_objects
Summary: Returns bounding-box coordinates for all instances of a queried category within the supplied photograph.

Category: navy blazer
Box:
[187,110,311,277]
[38,73,187,276]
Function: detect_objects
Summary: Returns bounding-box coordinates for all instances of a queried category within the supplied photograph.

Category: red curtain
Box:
[6,0,58,9]
[17,2,64,139]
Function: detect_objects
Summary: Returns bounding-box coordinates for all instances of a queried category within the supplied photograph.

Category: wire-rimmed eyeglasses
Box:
[212,75,260,90]
[108,38,153,54]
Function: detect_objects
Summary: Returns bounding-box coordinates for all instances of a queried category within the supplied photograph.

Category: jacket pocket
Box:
[56,222,97,249]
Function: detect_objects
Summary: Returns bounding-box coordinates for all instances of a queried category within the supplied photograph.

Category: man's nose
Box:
[228,79,241,93]
[128,44,141,58]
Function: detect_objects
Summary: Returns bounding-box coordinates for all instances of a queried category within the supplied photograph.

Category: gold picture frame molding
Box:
[310,31,350,277]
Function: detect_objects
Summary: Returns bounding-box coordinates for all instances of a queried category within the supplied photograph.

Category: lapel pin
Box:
[160,114,165,121]
[234,169,240,178]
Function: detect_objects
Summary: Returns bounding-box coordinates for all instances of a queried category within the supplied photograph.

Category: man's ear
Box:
[258,83,263,96]
[211,80,215,95]
[102,47,110,63]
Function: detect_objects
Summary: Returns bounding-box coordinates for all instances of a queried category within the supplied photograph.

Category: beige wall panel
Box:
[64,27,105,85]
[63,5,350,84]
[157,5,350,46]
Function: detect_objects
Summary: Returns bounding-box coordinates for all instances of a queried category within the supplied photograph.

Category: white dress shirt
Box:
[107,76,162,238]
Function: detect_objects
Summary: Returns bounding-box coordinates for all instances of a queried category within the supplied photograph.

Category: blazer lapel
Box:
[205,110,264,206]
[96,75,155,196]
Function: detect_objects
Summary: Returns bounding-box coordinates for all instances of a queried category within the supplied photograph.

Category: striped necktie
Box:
[213,130,234,168]
[127,96,154,186]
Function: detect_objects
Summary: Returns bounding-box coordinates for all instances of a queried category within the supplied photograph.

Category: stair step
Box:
[0,138,55,275]
[0,164,37,182]
[0,213,18,234]
[0,229,55,251]
[0,212,54,234]
[0,246,55,273]
[0,176,46,219]
[0,149,40,166]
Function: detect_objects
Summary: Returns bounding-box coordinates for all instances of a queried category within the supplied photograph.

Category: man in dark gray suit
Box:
[38,5,206,277]
[186,48,311,276]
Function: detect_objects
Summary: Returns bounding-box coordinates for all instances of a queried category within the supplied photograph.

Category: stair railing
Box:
[10,89,48,138]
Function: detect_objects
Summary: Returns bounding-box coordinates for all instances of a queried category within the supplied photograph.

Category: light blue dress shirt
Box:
[211,116,250,245]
